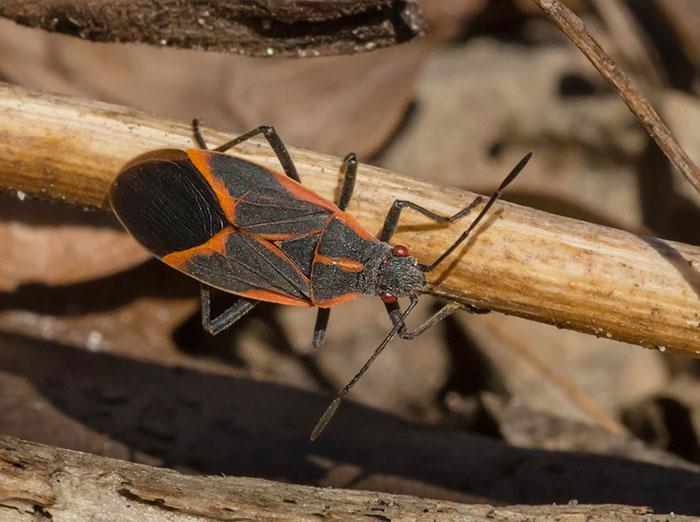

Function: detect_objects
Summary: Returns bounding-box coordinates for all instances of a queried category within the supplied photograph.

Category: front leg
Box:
[383,299,489,340]
[337,153,357,211]
[309,153,358,351]
[379,197,483,243]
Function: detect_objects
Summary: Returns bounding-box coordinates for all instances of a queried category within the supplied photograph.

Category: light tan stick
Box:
[1,82,700,357]
[533,0,700,194]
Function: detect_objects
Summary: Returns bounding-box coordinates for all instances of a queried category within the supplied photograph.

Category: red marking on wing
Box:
[163,229,229,270]
[242,288,314,306]
[191,149,375,242]
[271,169,341,214]
[187,149,238,221]
[268,177,376,242]
[163,228,313,307]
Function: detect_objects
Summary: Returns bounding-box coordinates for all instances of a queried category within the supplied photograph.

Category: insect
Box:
[110,121,531,440]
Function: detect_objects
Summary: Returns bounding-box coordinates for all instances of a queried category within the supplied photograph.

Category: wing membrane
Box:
[164,228,312,306]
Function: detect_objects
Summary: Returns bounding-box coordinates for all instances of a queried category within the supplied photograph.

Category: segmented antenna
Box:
[310,154,531,440]
[419,152,532,273]
[310,297,419,441]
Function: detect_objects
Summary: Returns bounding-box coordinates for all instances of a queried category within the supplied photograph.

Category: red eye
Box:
[392,245,409,257]
[380,292,398,304]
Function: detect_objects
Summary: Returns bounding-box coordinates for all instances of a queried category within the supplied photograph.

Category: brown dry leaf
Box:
[0,18,426,158]
[381,39,647,229]
[654,0,700,71]
[501,401,697,470]
[0,262,200,369]
[0,194,148,292]
[465,315,668,426]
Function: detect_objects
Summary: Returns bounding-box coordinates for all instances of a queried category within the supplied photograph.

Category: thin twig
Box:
[2,82,700,357]
[533,0,700,194]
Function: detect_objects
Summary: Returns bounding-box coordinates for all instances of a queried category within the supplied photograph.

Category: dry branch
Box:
[2,82,700,357]
[532,0,700,194]
[0,434,687,521]
[0,0,424,57]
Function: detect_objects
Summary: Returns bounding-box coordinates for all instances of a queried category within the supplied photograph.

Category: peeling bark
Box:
[0,435,691,521]
[0,0,425,57]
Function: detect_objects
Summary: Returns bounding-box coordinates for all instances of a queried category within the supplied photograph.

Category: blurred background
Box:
[1,0,700,512]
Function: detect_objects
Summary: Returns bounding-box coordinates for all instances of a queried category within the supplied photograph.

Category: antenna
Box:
[310,296,419,441]
[419,152,532,273]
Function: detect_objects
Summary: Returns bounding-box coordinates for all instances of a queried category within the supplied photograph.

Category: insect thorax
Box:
[362,243,426,297]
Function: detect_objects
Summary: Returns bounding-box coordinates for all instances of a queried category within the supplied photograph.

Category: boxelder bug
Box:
[110,121,531,440]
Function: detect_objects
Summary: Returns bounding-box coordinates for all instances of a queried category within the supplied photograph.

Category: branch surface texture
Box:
[0,435,689,521]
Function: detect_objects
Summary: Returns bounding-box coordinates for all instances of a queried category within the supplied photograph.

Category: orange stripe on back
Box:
[314,255,365,273]
[272,173,375,242]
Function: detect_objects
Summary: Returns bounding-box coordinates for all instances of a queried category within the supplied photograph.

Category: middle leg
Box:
[311,152,358,349]
[383,299,490,340]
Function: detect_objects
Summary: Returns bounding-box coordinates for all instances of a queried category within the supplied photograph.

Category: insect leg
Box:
[337,153,357,211]
[378,197,483,243]
[212,125,301,182]
[383,300,489,340]
[311,297,419,441]
[311,154,357,348]
[201,285,258,335]
[191,119,208,149]
[312,308,331,349]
